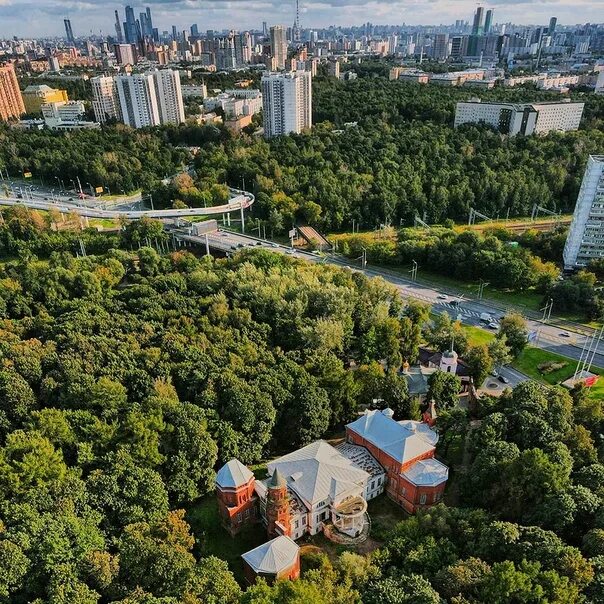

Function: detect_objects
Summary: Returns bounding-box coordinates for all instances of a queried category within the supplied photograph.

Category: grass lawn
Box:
[186,497,267,583]
[513,346,604,400]
[463,325,496,347]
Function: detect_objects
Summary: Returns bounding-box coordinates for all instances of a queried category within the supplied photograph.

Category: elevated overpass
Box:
[0,189,254,222]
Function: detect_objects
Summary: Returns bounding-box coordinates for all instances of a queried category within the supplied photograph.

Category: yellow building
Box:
[0,62,25,121]
[22,84,68,114]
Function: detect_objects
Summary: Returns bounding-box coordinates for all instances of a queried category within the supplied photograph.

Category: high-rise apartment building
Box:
[0,63,25,122]
[98,69,184,129]
[433,34,450,60]
[91,75,122,123]
[270,25,288,70]
[64,19,75,45]
[116,73,160,128]
[114,43,137,66]
[150,69,185,125]
[564,156,604,269]
[261,70,312,138]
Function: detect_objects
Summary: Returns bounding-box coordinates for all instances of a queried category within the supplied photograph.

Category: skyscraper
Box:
[564,156,604,269]
[114,43,137,66]
[261,70,312,138]
[270,25,288,70]
[0,62,26,122]
[484,9,494,34]
[91,76,122,124]
[124,6,139,44]
[114,10,124,43]
[548,17,558,36]
[433,33,450,60]
[150,69,185,125]
[471,7,485,35]
[64,19,75,45]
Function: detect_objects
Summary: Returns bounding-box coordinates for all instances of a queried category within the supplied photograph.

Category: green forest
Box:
[2,74,604,234]
[0,207,603,603]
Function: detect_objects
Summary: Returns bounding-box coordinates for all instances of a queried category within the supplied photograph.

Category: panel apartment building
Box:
[563,156,604,269]
[261,71,312,138]
[454,99,584,136]
[0,62,25,121]
[92,69,184,128]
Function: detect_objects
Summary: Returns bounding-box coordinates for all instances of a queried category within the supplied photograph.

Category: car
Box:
[437,294,448,300]
[490,369,499,378]
[256,241,263,246]
[237,243,245,248]
[270,243,279,248]
[450,300,460,307]
[559,332,570,338]
[488,322,500,330]
[286,249,296,255]
[43,197,48,201]
[16,193,23,199]
[230,245,238,250]
[498,375,510,384]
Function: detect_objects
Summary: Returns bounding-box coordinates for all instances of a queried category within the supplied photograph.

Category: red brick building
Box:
[265,469,292,539]
[346,409,448,514]
[242,535,300,586]
[215,459,258,535]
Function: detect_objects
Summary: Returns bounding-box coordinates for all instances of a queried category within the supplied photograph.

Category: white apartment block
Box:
[454,99,584,136]
[204,90,262,118]
[181,84,208,99]
[261,71,312,139]
[151,69,185,125]
[95,69,185,129]
[91,76,122,124]
[563,156,604,269]
[116,73,160,128]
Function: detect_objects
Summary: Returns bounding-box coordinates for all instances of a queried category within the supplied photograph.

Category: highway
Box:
[176,229,604,368]
[2,186,602,369]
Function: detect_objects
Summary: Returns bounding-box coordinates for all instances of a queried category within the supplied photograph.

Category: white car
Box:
[437,294,448,300]
[488,322,500,330]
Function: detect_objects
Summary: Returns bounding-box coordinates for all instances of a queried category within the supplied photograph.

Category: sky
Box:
[0,0,602,39]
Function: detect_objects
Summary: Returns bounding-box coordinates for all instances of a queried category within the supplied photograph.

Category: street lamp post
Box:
[410,260,418,281]
[478,281,489,300]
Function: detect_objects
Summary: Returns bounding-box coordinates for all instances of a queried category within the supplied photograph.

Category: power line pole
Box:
[410,259,418,281]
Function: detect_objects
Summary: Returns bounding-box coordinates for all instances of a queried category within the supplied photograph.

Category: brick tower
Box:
[266,469,292,538]
[215,459,258,536]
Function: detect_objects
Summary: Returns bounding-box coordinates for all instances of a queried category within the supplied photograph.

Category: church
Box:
[215,407,448,542]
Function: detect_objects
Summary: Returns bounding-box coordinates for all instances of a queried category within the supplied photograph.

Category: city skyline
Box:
[0,1,603,39]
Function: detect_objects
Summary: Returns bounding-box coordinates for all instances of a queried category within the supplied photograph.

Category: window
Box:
[401,487,406,496]
[419,494,427,505]
[378,477,382,486]
[295,520,299,529]
[236,512,242,522]
[244,508,250,519]
[302,516,306,526]
[371,480,375,490]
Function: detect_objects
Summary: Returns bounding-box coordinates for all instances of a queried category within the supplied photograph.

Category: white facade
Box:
[91,76,122,124]
[41,100,85,122]
[454,99,583,135]
[261,71,312,139]
[563,156,604,269]
[255,440,385,540]
[116,73,160,128]
[109,69,184,129]
[181,84,208,99]
[151,69,185,125]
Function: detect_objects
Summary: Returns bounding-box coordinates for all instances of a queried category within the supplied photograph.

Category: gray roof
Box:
[242,536,299,574]
[347,410,435,464]
[267,440,369,507]
[215,459,254,489]
[402,457,449,486]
